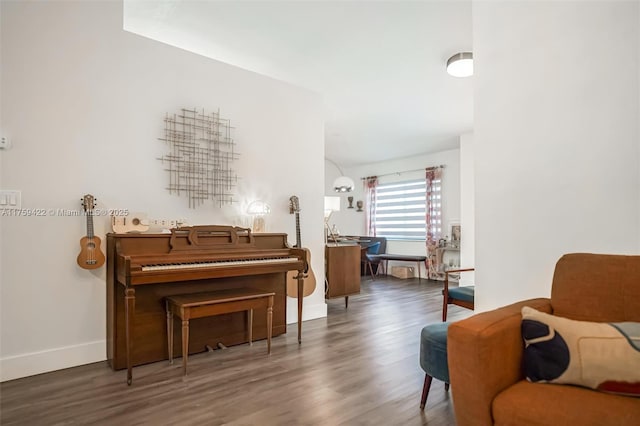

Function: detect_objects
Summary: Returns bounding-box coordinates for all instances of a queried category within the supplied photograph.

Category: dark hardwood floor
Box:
[0,277,472,425]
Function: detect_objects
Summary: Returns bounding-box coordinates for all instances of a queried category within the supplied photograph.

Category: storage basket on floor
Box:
[391,266,415,279]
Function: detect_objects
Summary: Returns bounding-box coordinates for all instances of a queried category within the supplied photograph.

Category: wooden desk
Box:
[325,245,361,308]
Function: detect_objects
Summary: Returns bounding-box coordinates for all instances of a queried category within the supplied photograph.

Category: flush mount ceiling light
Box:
[446,52,473,77]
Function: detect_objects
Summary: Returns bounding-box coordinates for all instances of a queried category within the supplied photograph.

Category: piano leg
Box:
[166,301,174,364]
[297,274,303,344]
[267,297,273,354]
[124,287,135,386]
[248,309,253,345]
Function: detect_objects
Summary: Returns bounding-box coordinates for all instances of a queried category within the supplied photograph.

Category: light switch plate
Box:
[0,190,21,209]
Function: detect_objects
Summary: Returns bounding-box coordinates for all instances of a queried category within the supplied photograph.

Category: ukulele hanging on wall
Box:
[77,194,105,269]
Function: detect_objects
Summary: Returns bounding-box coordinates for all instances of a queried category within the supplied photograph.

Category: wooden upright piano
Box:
[106,225,307,385]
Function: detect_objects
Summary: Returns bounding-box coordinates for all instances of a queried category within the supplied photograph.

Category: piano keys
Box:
[140,256,299,272]
[106,225,307,385]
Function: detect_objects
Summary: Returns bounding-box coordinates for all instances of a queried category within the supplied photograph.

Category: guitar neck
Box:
[295,212,302,248]
[86,211,94,238]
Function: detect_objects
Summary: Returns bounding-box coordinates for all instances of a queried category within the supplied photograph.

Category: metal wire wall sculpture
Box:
[158,108,239,208]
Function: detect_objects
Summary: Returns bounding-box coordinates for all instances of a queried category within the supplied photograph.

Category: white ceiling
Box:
[124,0,473,167]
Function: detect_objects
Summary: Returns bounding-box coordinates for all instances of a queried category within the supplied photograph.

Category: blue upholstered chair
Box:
[419,322,450,410]
[360,242,381,280]
[442,268,475,322]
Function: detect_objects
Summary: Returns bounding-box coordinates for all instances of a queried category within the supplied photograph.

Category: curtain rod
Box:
[361,164,445,180]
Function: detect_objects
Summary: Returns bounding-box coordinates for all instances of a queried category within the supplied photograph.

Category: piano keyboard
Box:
[141,256,300,272]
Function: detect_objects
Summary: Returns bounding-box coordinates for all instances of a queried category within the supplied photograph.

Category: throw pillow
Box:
[521,306,640,396]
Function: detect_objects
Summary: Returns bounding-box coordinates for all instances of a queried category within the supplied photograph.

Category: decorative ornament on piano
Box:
[111,214,188,233]
[158,108,239,209]
[111,212,150,233]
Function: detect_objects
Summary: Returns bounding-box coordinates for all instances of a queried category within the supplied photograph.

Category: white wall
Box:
[459,133,475,286]
[325,149,461,277]
[0,0,326,381]
[473,1,640,311]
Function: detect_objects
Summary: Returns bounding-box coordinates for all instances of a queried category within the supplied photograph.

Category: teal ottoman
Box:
[419,322,450,409]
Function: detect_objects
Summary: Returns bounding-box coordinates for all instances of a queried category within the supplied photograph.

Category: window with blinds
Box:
[374,179,433,241]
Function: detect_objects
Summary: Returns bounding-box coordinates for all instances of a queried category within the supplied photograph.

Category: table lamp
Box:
[247,200,271,233]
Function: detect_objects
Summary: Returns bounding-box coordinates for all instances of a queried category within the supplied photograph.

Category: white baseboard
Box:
[0,303,327,382]
[2,303,328,382]
[0,340,105,382]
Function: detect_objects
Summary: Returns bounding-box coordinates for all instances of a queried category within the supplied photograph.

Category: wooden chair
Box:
[442,268,475,321]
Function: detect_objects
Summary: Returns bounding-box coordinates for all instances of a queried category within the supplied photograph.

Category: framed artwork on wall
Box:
[450,223,461,248]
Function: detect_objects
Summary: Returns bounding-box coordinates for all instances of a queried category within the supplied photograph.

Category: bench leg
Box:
[248,309,253,346]
[182,319,189,376]
[267,296,273,354]
[417,261,421,280]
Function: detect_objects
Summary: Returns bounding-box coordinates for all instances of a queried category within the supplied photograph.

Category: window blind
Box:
[374,179,430,240]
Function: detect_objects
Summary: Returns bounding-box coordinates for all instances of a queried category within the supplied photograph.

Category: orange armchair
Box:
[447,254,640,426]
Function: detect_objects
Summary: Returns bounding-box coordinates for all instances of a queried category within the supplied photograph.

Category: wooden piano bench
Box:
[164,288,275,376]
